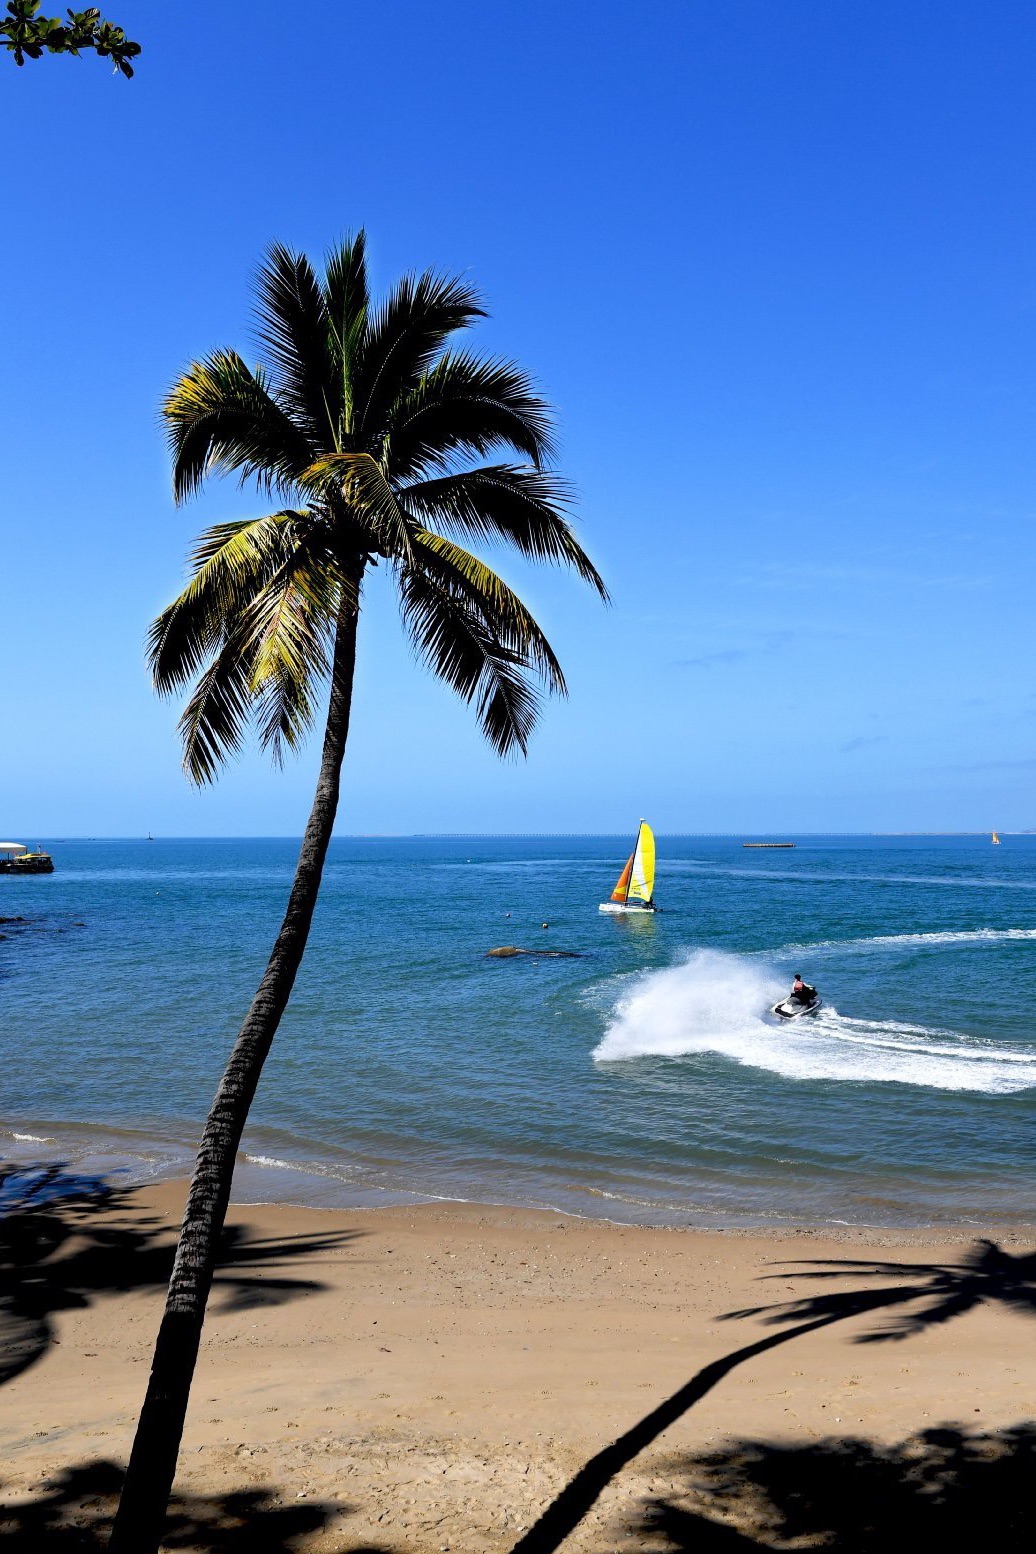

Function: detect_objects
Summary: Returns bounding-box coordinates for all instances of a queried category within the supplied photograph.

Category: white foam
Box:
[793,927,1036,953]
[243,1152,366,1185]
[11,1131,55,1143]
[592,949,1036,1094]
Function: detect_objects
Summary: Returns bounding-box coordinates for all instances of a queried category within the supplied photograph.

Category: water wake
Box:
[791,927,1036,954]
[593,949,1036,1094]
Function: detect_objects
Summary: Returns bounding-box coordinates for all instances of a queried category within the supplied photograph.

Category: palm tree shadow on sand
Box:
[633,1421,1036,1552]
[509,1240,1036,1554]
[0,1161,364,1389]
[0,1457,395,1552]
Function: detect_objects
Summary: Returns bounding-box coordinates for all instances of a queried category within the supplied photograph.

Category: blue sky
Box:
[2,0,1034,835]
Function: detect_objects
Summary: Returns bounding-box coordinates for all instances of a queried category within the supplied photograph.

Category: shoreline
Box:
[2,1178,1034,1550]
[5,1127,1036,1240]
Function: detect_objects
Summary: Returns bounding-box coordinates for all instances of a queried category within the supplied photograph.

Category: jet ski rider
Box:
[790,973,817,1006]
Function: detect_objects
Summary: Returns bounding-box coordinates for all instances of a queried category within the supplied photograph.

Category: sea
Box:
[2,835,1035,1230]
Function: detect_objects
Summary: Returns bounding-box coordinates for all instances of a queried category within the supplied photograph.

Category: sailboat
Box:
[992,830,1001,845]
[599,821,658,913]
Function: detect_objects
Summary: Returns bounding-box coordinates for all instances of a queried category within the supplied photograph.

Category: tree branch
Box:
[2,3,140,75]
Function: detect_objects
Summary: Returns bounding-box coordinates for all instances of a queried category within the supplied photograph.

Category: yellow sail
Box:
[626,821,655,903]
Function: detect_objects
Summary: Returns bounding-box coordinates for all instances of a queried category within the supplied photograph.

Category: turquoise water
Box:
[2,835,1035,1228]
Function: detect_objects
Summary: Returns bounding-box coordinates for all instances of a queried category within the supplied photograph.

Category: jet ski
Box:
[771,990,823,1019]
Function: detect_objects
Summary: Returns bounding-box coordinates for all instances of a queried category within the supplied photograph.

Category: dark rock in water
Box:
[0,916,26,925]
[486,946,583,959]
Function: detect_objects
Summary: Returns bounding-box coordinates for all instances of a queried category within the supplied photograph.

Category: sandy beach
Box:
[1,1178,1033,1551]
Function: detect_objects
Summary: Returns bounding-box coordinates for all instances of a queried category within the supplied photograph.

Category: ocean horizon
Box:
[3,833,1035,1231]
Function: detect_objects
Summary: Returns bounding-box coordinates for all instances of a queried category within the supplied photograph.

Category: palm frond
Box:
[300,452,415,562]
[177,620,258,785]
[164,351,316,502]
[242,553,342,764]
[383,350,557,480]
[244,554,337,697]
[407,530,567,696]
[397,548,550,757]
[253,244,338,447]
[401,466,608,598]
[147,512,312,694]
[357,272,485,444]
[254,659,318,768]
[323,233,370,439]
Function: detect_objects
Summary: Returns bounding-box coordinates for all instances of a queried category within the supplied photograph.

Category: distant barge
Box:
[742,842,795,849]
[0,843,54,874]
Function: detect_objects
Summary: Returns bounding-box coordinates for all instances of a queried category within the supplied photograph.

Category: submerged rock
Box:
[486,946,583,959]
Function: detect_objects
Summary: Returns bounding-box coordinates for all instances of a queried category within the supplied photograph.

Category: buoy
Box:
[541,922,549,929]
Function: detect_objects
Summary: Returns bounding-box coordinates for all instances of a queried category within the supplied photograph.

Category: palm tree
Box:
[110,233,606,1554]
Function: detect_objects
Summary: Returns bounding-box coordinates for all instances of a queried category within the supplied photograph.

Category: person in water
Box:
[790,973,816,1005]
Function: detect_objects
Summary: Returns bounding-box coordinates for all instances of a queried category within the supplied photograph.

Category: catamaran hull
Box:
[599,902,657,914]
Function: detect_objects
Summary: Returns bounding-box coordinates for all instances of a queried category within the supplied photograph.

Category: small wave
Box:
[669,861,1036,892]
[243,1153,298,1171]
[785,927,1036,955]
[11,1131,55,1143]
[593,949,1036,1095]
[242,1152,363,1185]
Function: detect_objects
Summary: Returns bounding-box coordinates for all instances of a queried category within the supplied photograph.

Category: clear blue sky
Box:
[2,0,1034,835]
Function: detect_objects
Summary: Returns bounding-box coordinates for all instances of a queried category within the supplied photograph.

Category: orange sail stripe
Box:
[610,853,635,901]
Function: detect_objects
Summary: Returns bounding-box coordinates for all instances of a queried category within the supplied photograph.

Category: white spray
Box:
[593,948,1036,1094]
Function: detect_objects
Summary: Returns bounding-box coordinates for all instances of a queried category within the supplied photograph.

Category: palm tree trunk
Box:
[109,600,359,1554]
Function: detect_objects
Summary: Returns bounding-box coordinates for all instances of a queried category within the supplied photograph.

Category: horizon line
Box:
[17,830,1034,841]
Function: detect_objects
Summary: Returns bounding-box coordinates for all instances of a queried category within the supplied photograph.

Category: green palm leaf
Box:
[164,351,316,502]
[253,244,343,448]
[147,512,312,694]
[299,452,415,562]
[244,551,339,697]
[176,620,258,785]
[242,553,343,764]
[357,271,485,443]
[408,530,568,696]
[401,466,608,597]
[398,558,540,757]
[384,350,556,479]
[323,231,371,439]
